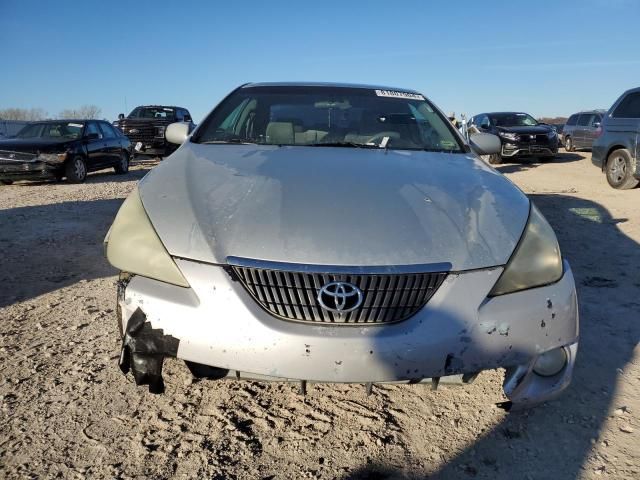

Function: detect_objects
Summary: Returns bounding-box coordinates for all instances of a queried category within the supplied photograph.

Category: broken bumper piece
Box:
[116,259,579,405]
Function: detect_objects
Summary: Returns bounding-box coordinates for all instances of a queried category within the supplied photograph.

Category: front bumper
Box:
[501,141,558,158]
[0,160,61,181]
[117,259,579,404]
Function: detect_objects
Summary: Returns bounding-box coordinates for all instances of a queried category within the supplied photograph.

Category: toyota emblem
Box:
[317,281,363,314]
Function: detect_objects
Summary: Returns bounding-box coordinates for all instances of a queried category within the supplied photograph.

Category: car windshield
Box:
[489,113,538,127]
[128,107,175,119]
[16,122,84,139]
[193,85,464,152]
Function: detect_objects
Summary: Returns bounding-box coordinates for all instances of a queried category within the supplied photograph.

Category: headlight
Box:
[499,132,519,142]
[38,152,67,163]
[489,203,562,296]
[104,186,189,287]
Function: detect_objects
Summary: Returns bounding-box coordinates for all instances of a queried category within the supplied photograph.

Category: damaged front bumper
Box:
[0,160,62,181]
[116,259,579,406]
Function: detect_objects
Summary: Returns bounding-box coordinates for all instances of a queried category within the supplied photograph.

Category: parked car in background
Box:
[0,120,131,184]
[113,105,195,158]
[592,87,640,189]
[104,82,578,409]
[468,112,559,164]
[562,110,605,152]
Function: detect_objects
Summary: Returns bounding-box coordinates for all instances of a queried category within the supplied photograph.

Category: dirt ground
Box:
[0,151,638,479]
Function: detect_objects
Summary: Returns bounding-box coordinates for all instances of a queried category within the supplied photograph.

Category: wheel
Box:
[1,179,13,185]
[481,153,502,165]
[564,136,574,152]
[65,155,87,183]
[606,149,639,189]
[114,151,129,174]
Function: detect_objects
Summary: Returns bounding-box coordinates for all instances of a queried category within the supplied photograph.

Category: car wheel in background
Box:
[114,151,130,174]
[65,155,87,183]
[482,153,502,165]
[564,137,574,152]
[606,149,639,190]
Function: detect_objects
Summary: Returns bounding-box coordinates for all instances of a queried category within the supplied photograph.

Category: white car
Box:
[104,82,578,408]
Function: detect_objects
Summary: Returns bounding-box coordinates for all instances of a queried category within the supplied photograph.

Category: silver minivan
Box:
[562,110,605,152]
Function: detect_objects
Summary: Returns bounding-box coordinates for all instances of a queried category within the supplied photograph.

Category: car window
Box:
[590,115,602,127]
[566,114,578,126]
[612,92,640,118]
[576,114,592,126]
[85,122,102,138]
[488,113,537,127]
[16,122,84,139]
[99,122,116,138]
[128,107,176,119]
[194,86,464,152]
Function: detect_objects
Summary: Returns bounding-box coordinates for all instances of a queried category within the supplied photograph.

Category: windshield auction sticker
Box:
[375,90,425,100]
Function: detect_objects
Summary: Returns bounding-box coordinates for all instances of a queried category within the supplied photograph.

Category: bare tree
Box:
[0,107,47,121]
[57,105,102,119]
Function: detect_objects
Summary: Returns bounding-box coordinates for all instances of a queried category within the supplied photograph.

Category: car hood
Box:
[496,125,552,135]
[0,138,74,153]
[138,143,530,270]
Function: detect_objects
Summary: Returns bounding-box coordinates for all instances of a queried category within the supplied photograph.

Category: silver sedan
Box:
[104,82,578,408]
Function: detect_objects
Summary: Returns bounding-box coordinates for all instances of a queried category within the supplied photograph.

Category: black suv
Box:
[468,112,559,164]
[561,110,605,152]
[113,105,194,158]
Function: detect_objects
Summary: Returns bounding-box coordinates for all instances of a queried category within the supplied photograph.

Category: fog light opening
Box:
[533,347,567,377]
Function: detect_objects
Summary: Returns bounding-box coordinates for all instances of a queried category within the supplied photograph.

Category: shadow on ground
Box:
[495,152,585,175]
[345,194,639,479]
[0,198,120,307]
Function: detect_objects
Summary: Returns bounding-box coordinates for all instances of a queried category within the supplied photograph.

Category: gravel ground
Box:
[0,152,638,479]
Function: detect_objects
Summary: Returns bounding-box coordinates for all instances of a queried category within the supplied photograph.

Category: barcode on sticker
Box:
[375,90,424,100]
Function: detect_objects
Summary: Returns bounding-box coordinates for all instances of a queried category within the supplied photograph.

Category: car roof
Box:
[568,110,607,115]
[242,81,423,94]
[481,112,533,116]
[135,105,183,109]
[29,119,92,123]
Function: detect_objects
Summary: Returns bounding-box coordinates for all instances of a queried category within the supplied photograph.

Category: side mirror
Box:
[469,133,501,155]
[166,122,190,145]
[593,122,601,129]
[85,132,100,140]
[118,113,125,120]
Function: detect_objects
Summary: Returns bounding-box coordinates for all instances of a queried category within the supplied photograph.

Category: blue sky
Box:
[2,0,639,122]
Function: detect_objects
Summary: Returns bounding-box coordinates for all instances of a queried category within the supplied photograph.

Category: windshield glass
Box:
[128,107,175,119]
[193,86,464,152]
[489,113,538,127]
[16,122,84,139]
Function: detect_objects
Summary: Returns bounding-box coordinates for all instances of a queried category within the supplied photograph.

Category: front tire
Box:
[564,136,574,152]
[606,149,639,189]
[65,156,87,183]
[114,151,129,174]
[481,153,502,165]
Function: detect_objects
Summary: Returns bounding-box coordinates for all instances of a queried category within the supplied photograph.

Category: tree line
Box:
[0,105,103,121]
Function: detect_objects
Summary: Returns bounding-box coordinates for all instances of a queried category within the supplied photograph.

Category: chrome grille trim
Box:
[227,259,448,325]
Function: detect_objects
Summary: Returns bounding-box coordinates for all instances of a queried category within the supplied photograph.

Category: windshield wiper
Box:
[200,138,258,145]
[309,141,381,149]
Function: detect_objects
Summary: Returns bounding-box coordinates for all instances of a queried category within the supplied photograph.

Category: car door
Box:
[83,121,108,169]
[574,114,592,148]
[584,114,602,149]
[98,122,120,165]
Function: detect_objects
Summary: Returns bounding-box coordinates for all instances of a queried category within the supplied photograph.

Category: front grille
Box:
[230,265,447,325]
[124,126,157,143]
[536,134,549,144]
[0,150,37,163]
